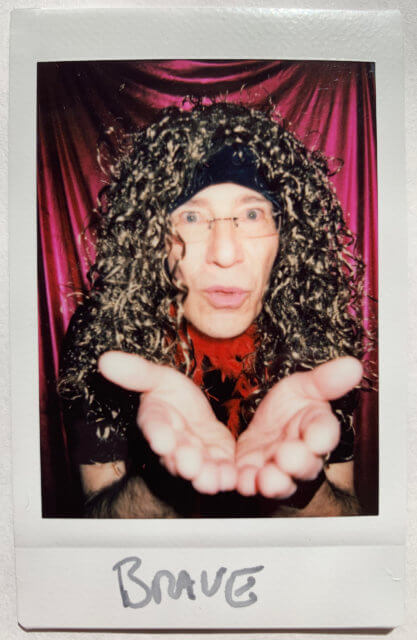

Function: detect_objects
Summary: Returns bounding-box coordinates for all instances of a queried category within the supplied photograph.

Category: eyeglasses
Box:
[171,209,281,243]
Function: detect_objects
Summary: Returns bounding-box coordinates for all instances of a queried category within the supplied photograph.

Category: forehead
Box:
[174,182,273,208]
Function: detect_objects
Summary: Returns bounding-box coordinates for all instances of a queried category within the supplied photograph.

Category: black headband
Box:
[169,144,280,212]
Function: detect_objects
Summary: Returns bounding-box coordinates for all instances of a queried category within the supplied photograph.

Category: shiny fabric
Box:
[38,60,378,517]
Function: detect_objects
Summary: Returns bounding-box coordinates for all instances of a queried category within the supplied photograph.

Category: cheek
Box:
[167,242,191,285]
[256,240,279,289]
[167,244,200,287]
[166,242,181,274]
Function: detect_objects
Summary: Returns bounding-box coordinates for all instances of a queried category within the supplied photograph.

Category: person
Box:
[58,101,367,518]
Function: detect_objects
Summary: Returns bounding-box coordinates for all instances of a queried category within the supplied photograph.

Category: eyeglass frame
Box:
[170,209,283,243]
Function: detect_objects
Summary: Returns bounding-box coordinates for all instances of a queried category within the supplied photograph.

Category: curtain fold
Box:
[37,60,378,517]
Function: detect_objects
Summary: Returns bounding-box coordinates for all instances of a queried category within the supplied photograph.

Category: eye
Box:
[245,208,264,222]
[178,210,202,225]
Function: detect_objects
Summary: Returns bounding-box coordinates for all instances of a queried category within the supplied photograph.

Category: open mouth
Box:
[203,287,249,309]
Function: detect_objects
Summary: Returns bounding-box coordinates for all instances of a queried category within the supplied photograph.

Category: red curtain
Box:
[37,60,378,517]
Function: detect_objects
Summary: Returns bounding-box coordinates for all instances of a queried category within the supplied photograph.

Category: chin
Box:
[191,314,253,340]
[203,327,246,339]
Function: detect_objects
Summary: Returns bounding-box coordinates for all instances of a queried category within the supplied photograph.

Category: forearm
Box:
[325,479,362,515]
[297,479,361,517]
[269,478,361,518]
[84,473,180,519]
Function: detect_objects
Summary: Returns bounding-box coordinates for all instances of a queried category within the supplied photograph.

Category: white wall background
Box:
[1,0,416,638]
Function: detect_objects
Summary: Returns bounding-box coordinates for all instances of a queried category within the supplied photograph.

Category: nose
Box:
[205,219,244,268]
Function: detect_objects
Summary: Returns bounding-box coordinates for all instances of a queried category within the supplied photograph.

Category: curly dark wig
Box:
[58,101,367,438]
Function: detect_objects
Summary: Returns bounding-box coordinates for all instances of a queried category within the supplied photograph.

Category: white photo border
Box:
[10,7,405,629]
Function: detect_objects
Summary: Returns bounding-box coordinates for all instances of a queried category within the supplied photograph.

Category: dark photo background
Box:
[37,60,378,518]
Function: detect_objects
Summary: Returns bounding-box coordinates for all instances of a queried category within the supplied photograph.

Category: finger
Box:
[174,445,203,480]
[162,454,177,476]
[218,461,237,492]
[192,462,219,495]
[273,441,323,480]
[293,356,363,402]
[301,408,341,455]
[257,463,297,499]
[236,465,258,496]
[98,351,171,393]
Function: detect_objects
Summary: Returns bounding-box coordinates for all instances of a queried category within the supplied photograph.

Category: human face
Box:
[167,183,279,339]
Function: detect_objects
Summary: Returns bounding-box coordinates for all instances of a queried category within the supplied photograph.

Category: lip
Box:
[203,286,250,309]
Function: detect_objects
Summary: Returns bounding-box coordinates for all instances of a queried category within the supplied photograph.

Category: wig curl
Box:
[58,101,368,438]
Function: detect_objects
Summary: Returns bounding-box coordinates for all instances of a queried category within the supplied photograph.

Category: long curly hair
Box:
[58,101,368,436]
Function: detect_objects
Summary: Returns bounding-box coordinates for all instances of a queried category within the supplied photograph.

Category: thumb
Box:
[295,356,363,402]
[98,351,166,393]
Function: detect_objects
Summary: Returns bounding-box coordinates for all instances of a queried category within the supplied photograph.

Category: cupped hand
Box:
[98,351,237,494]
[235,357,363,499]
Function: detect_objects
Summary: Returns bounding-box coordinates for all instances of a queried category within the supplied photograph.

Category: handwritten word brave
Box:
[113,556,264,609]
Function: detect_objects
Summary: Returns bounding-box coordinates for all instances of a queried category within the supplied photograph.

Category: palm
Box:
[99,352,362,499]
[235,357,363,498]
[99,351,237,494]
